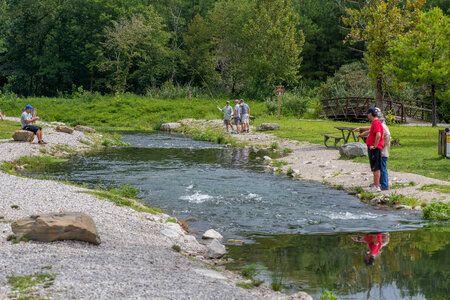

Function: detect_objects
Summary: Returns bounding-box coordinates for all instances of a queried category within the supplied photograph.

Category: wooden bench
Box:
[322,134,344,148]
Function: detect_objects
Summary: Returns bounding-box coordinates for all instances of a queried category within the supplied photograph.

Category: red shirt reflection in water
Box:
[364,234,383,255]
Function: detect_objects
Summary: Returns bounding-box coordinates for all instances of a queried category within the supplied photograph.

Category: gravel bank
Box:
[0,119,289,299]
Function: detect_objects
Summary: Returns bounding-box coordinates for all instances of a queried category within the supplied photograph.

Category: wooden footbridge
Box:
[320,97,432,123]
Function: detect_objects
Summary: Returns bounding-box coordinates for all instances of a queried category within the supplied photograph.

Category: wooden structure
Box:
[320,97,432,123]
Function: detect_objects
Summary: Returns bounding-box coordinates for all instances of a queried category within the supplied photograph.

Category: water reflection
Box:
[227,228,450,300]
[351,233,390,266]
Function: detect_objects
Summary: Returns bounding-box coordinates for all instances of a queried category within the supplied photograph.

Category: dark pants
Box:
[23,125,41,134]
[368,148,382,172]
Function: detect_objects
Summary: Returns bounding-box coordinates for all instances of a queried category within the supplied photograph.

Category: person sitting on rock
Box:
[21,105,47,144]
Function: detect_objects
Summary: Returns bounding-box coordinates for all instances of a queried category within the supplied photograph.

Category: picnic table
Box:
[322,126,367,148]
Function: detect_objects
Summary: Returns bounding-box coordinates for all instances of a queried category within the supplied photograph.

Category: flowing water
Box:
[22,133,449,299]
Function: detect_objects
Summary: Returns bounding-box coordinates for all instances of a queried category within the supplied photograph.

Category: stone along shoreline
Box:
[1,119,301,299]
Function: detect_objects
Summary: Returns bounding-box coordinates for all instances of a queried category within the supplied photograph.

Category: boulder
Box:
[11,212,101,245]
[74,125,96,133]
[206,239,226,259]
[339,142,368,157]
[257,123,280,131]
[290,291,314,300]
[160,123,182,132]
[202,229,223,240]
[56,126,74,134]
[12,130,35,142]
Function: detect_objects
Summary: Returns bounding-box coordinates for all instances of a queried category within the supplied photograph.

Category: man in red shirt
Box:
[365,107,384,193]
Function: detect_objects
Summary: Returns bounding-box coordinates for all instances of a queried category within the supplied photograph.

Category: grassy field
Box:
[1,94,448,181]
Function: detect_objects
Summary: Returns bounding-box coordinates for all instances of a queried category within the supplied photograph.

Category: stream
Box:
[21,133,449,299]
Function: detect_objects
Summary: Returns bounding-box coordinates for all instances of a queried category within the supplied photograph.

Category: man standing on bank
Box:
[21,105,47,144]
[216,101,234,133]
[239,99,250,133]
[361,107,384,192]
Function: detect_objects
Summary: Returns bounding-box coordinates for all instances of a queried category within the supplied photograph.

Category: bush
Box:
[265,92,320,118]
[423,202,450,220]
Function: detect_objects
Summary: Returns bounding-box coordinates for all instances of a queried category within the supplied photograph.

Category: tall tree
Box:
[100,7,169,93]
[183,14,217,87]
[386,8,449,126]
[242,0,304,99]
[342,0,424,111]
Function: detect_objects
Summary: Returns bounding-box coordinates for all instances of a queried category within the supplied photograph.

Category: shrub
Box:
[423,202,450,220]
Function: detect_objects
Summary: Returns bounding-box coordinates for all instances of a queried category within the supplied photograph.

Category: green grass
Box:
[419,184,450,194]
[0,120,21,139]
[388,193,420,207]
[423,202,450,220]
[236,282,253,289]
[1,156,68,174]
[80,189,163,214]
[0,94,266,130]
[7,272,57,298]
[255,117,449,181]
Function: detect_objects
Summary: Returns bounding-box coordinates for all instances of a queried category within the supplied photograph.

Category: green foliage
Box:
[423,202,450,220]
[343,0,425,108]
[108,184,139,199]
[386,7,449,126]
[166,217,177,223]
[172,245,181,252]
[10,205,19,209]
[420,184,450,194]
[270,142,279,150]
[236,282,253,289]
[0,120,22,139]
[319,62,373,98]
[240,264,267,280]
[321,290,338,300]
[265,92,320,118]
[7,272,58,298]
[388,192,420,207]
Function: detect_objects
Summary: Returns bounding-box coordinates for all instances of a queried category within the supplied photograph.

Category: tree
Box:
[387,8,449,126]
[242,0,304,99]
[183,14,217,87]
[342,0,425,111]
[100,7,169,93]
[208,0,252,94]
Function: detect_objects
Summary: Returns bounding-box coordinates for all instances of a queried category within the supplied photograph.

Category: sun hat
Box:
[239,99,244,103]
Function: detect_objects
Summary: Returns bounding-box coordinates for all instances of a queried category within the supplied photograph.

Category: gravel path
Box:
[0,119,289,300]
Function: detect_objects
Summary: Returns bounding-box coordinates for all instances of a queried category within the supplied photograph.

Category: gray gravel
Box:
[0,119,288,299]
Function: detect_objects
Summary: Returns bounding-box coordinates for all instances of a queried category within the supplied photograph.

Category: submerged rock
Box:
[202,229,223,240]
[339,142,368,157]
[12,212,101,245]
[206,239,226,259]
[12,130,35,142]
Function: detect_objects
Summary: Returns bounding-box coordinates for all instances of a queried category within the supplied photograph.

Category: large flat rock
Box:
[12,212,101,245]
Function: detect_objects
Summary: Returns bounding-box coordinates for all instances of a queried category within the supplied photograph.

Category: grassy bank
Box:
[0,120,22,139]
[0,94,266,131]
[1,94,448,181]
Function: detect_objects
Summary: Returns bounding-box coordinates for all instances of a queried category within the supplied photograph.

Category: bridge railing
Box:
[320,97,432,123]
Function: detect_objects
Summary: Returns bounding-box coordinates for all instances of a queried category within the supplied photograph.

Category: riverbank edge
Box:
[0,121,295,299]
[173,119,449,215]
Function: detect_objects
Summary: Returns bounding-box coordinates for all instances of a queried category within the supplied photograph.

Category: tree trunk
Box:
[376,78,383,112]
[431,84,437,127]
